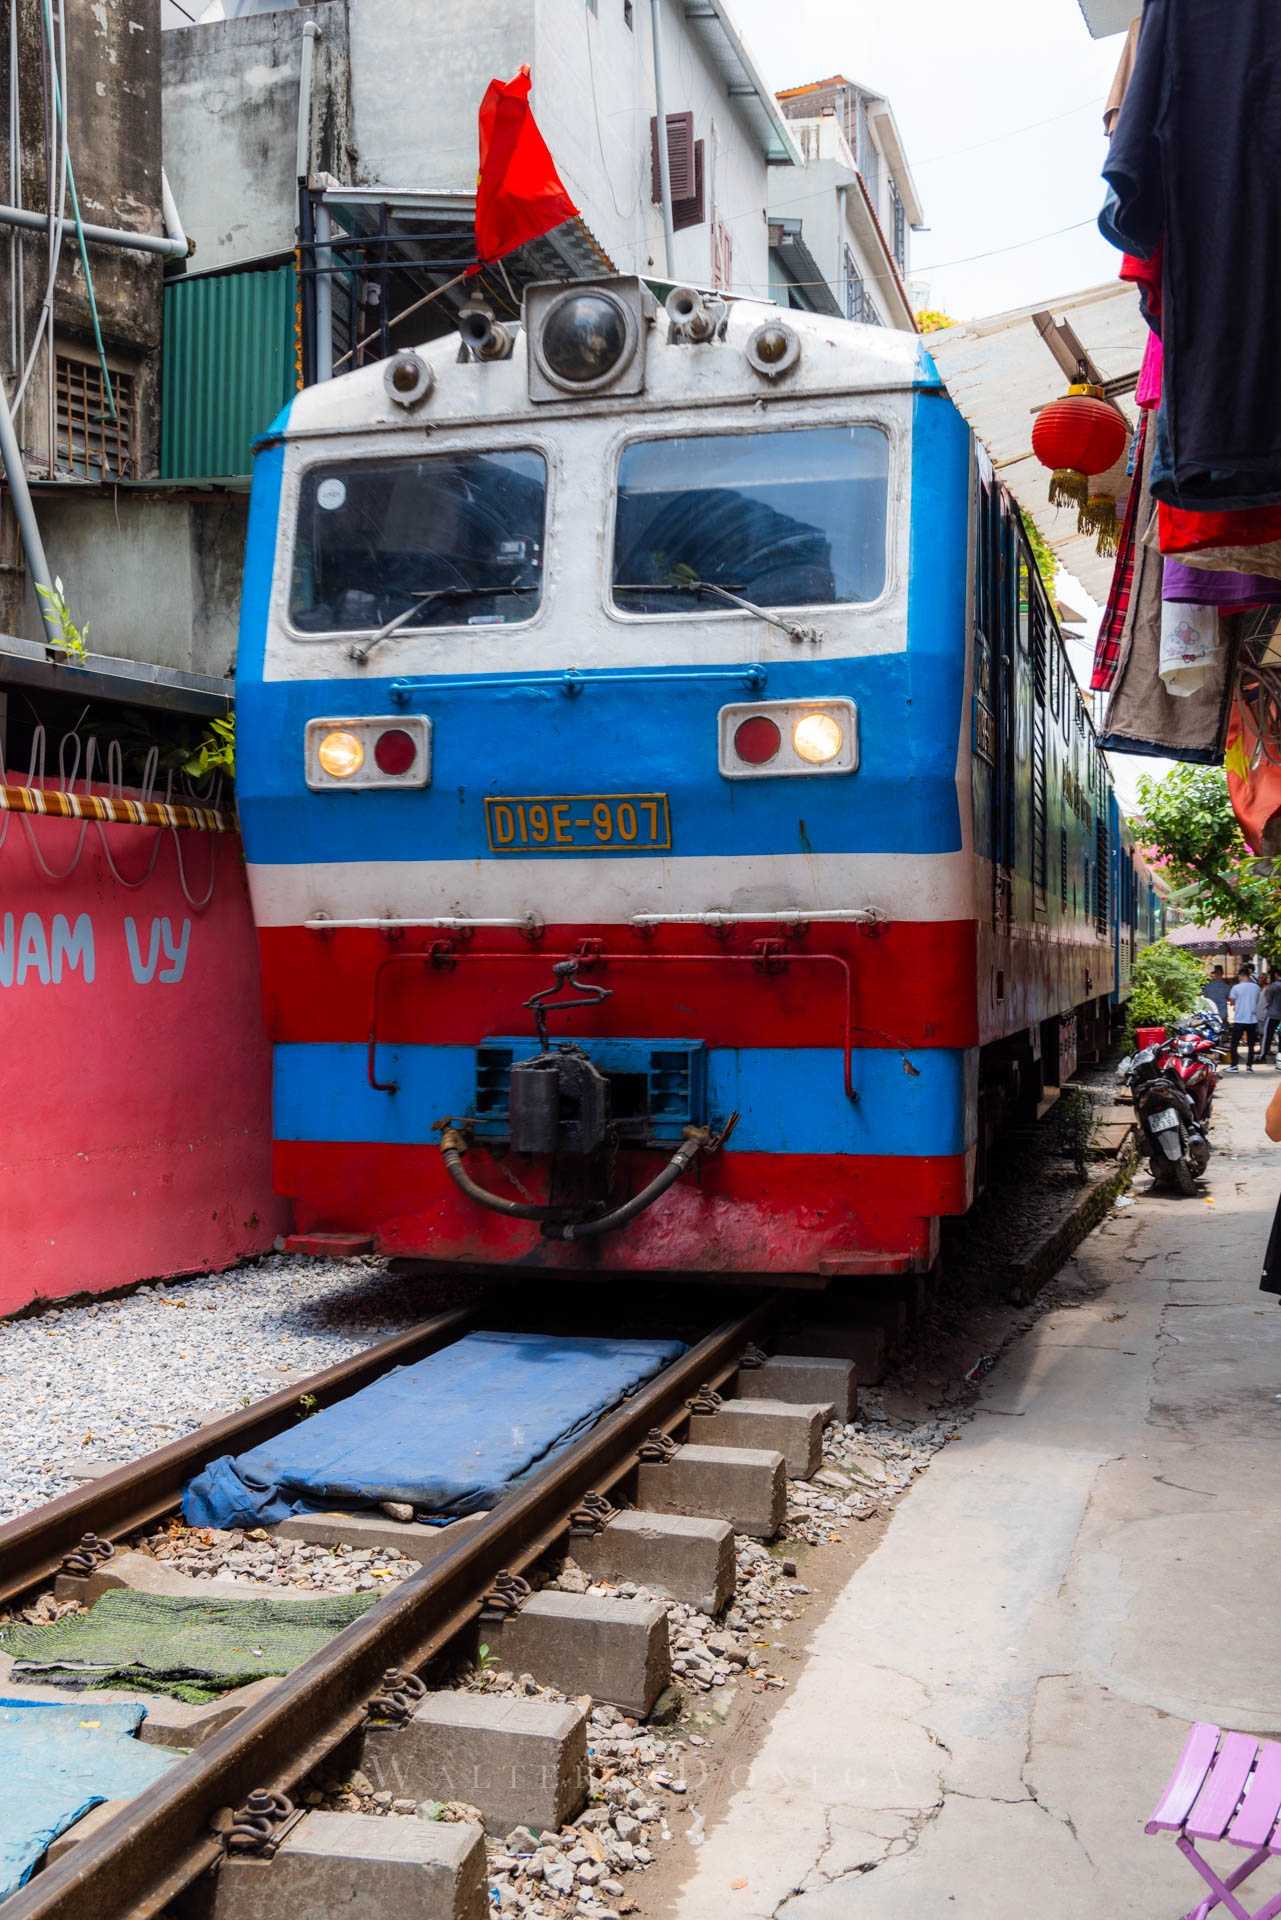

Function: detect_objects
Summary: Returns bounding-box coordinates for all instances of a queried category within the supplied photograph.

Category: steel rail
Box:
[0,1302,482,1610]
[5,1297,775,1920]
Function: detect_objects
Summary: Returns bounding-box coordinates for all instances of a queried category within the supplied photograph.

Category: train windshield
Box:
[289,449,546,635]
[612,425,888,615]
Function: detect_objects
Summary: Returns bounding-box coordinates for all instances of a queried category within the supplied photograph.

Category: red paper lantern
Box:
[1032,382,1128,508]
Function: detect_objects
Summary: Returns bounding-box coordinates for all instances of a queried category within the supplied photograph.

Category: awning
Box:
[682,3,804,167]
[925,279,1147,603]
[1166,921,1264,956]
[767,218,842,318]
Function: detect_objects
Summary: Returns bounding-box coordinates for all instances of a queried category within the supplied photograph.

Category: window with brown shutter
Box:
[651,111,694,202]
[672,141,705,230]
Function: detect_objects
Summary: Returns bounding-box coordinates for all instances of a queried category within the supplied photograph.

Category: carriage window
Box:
[612,426,888,614]
[289,449,546,634]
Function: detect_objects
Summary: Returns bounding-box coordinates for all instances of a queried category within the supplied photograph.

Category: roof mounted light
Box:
[745,320,800,382]
[525,276,654,402]
[384,351,434,410]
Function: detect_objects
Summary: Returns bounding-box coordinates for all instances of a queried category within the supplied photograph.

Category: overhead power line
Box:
[914,96,1106,167]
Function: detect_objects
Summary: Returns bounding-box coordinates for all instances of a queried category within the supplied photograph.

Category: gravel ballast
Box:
[0,1255,457,1524]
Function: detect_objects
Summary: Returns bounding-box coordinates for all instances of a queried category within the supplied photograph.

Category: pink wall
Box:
[0,792,287,1314]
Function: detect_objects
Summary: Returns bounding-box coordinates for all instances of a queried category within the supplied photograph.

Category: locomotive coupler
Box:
[509,1045,611,1156]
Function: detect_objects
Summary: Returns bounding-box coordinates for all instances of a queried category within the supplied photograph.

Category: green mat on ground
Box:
[0,1589,378,1702]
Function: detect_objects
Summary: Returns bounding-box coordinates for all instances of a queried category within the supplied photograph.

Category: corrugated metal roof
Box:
[161,266,297,480]
[926,280,1147,603]
[1077,0,1137,38]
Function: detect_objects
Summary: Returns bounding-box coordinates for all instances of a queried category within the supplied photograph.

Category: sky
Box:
[731,0,1126,322]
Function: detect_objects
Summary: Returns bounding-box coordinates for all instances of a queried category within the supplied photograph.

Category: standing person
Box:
[1261,971,1281,1066]
[1228,966,1262,1071]
[1204,965,1232,1024]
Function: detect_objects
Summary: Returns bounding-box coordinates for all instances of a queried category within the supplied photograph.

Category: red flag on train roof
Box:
[473,67,578,265]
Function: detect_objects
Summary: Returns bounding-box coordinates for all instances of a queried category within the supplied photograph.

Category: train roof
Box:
[263,293,937,448]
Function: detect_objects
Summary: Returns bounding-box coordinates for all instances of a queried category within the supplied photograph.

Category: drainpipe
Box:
[647,0,676,279]
[160,169,190,256]
[296,20,321,187]
[314,200,334,381]
[0,375,60,650]
[0,202,189,259]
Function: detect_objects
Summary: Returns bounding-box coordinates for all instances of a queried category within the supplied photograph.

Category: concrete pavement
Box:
[671,1071,1281,1919]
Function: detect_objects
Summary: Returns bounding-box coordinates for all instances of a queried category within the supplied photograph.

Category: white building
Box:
[769,75,924,330]
[162,0,801,317]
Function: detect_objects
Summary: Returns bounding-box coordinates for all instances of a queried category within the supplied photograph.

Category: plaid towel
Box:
[1093,410,1149,691]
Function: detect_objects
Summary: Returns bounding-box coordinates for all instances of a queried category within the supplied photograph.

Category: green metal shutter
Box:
[161,266,297,481]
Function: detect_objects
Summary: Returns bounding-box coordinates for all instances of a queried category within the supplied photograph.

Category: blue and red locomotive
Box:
[236,278,1159,1281]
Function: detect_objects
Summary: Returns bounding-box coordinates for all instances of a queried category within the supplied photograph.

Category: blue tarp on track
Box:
[0,1698,178,1900]
[183,1330,686,1532]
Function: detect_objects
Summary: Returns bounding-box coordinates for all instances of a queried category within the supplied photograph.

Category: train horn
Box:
[458,297,515,361]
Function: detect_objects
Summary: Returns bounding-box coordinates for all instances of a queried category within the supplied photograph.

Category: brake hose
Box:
[542,1131,709,1241]
[438,1127,562,1221]
[437,1125,712,1237]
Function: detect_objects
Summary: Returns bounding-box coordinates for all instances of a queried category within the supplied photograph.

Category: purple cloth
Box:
[1162,557,1281,606]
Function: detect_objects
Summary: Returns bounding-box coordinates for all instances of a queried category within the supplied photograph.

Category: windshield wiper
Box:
[614,578,819,645]
[349,583,536,665]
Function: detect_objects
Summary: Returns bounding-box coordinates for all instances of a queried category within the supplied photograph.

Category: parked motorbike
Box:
[1118,1043,1213,1195]
[1157,1021,1222,1126]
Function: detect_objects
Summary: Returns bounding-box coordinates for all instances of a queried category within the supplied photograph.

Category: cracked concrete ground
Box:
[669,1073,1281,1919]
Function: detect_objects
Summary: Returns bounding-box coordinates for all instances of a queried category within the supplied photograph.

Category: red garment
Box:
[474,67,578,264]
[1159,500,1281,554]
[1121,243,1163,327]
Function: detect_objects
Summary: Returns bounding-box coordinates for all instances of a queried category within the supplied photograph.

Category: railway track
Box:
[0,1301,482,1613]
[1,1294,781,1920]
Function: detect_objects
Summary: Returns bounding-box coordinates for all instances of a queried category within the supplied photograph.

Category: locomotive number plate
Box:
[484,792,671,854]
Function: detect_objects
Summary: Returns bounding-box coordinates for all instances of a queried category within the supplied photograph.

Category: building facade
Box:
[164,0,800,328]
[771,75,924,330]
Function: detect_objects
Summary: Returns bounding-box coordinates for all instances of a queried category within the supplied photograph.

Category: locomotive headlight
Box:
[317,729,365,779]
[792,712,844,765]
[542,291,629,384]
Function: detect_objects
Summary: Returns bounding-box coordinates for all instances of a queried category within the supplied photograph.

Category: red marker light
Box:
[734,715,782,766]
[374,728,417,775]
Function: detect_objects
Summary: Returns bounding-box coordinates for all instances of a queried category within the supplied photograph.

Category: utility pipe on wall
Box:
[296,19,321,185]
[648,0,677,278]
[0,202,189,259]
[160,170,191,255]
[314,200,334,381]
[0,375,60,650]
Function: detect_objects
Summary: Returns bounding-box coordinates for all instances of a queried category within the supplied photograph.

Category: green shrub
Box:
[1126,941,1207,1048]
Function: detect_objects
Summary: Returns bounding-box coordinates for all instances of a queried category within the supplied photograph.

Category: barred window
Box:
[54,355,136,481]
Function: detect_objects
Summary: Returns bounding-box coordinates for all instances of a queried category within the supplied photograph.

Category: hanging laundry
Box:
[1159,603,1220,697]
[1120,246,1162,329]
[1101,531,1238,763]
[1103,18,1142,137]
[1162,558,1281,609]
[1224,689,1281,855]
[1158,502,1281,559]
[1093,411,1150,691]
[1135,330,1163,411]
[1175,543,1281,584]
[1102,1,1281,511]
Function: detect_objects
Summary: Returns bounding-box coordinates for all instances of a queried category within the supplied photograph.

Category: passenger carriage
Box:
[236,277,1136,1283]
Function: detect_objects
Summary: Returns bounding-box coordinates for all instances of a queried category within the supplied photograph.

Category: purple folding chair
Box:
[1147,1723,1281,1919]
